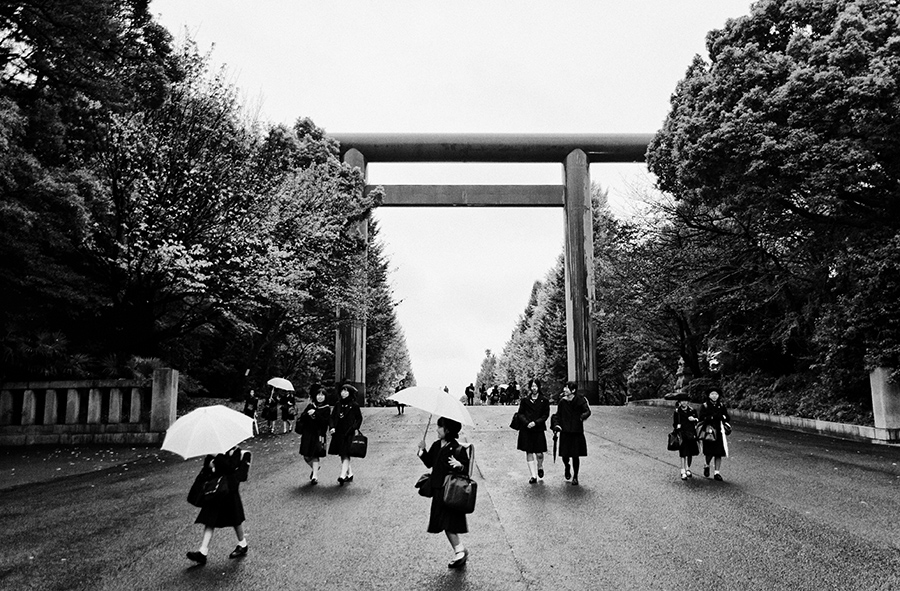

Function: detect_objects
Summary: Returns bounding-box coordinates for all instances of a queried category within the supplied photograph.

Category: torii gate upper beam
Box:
[333,132,653,163]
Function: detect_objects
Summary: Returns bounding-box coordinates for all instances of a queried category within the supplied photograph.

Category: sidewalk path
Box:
[2,406,900,590]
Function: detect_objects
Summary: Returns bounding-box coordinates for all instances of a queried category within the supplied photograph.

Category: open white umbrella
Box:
[388,386,475,438]
[266,377,294,391]
[161,405,255,459]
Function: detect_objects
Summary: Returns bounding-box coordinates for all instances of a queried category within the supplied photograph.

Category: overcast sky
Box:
[152,0,753,396]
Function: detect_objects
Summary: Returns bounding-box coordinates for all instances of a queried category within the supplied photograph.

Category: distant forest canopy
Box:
[0,0,413,400]
[481,0,900,426]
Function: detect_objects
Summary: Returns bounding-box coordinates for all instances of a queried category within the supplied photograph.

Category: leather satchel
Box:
[314,437,326,457]
[348,430,368,458]
[415,472,433,497]
[200,475,230,504]
[667,430,682,451]
[187,469,208,507]
[442,444,477,514]
[509,412,521,430]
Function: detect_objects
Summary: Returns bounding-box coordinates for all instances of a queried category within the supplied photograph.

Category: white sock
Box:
[527,460,537,477]
[198,546,209,555]
[237,539,247,548]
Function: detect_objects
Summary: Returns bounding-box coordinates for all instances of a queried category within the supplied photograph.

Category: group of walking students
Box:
[184,380,729,569]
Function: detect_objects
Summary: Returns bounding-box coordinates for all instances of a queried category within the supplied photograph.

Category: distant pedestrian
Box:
[551,381,591,486]
[186,446,252,566]
[698,389,731,481]
[261,391,278,434]
[507,380,520,405]
[396,384,406,414]
[298,385,330,485]
[479,384,487,406]
[672,395,699,480]
[417,417,471,568]
[280,390,296,434]
[329,384,363,485]
[515,378,550,483]
[242,389,259,435]
[465,383,475,406]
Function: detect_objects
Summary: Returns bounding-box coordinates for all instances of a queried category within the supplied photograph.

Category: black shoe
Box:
[703,465,710,478]
[338,477,345,486]
[537,468,544,479]
[571,476,579,486]
[346,475,353,482]
[564,465,571,480]
[448,549,469,569]
[310,477,317,486]
[186,551,207,566]
[229,545,248,559]
[714,473,723,481]
[528,477,537,484]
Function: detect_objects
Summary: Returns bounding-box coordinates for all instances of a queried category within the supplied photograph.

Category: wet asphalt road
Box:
[2,405,900,591]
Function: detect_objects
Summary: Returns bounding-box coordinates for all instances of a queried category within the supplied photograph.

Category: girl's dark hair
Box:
[566,381,577,393]
[528,378,542,393]
[437,417,461,439]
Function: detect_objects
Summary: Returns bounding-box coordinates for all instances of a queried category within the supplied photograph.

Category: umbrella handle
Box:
[422,415,432,441]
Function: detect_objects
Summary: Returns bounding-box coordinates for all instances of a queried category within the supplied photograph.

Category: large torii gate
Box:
[333,133,652,405]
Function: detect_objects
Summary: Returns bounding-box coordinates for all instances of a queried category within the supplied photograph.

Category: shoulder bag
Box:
[187,469,209,507]
[510,412,521,430]
[667,430,682,451]
[443,444,477,514]
[349,430,368,458]
[415,472,433,497]
[198,474,230,505]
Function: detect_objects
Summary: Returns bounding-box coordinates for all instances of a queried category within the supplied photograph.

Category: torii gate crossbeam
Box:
[333,133,652,404]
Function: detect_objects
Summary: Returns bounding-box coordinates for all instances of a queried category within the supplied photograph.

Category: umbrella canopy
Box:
[266,377,294,391]
[161,405,255,459]
[388,386,475,427]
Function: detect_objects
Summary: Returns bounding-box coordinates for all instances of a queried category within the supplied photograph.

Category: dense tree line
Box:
[490,0,899,424]
[0,0,413,399]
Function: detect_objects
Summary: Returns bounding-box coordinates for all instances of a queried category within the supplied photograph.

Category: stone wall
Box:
[0,369,179,446]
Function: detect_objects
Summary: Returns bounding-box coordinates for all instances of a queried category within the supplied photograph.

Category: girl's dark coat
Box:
[420,438,470,534]
[280,393,296,420]
[298,402,331,458]
[553,394,591,458]
[328,398,363,457]
[516,395,550,453]
[698,400,730,458]
[672,405,700,457]
[194,447,251,528]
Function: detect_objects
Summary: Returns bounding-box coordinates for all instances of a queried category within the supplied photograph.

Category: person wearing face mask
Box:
[550,381,591,485]
[698,389,731,481]
[672,394,699,480]
[515,378,550,484]
[329,384,363,485]
[297,383,330,485]
[416,416,471,568]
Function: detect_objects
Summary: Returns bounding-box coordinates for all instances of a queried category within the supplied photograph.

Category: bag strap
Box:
[459,443,475,478]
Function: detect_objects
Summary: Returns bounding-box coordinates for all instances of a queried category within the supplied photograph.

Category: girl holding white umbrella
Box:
[162,405,255,566]
[417,417,471,568]
[389,385,476,568]
[186,445,252,565]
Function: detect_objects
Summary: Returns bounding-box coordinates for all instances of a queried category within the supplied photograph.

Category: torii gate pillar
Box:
[564,149,599,403]
[336,148,368,404]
